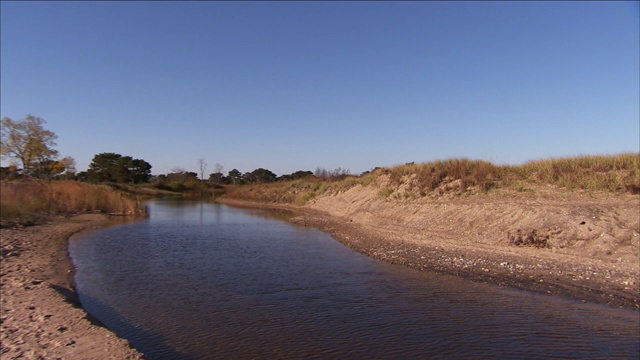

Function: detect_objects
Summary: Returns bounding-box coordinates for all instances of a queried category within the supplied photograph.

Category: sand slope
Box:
[297,180,639,308]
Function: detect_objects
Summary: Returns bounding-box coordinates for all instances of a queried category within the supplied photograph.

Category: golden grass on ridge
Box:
[223,153,640,204]
[516,153,639,193]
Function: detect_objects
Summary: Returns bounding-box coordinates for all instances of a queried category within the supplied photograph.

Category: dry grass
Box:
[381,153,639,197]
[385,158,505,195]
[222,153,639,204]
[514,153,639,193]
[223,178,329,205]
[0,179,145,224]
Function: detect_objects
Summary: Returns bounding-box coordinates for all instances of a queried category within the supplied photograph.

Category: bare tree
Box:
[59,156,77,178]
[214,163,224,174]
[314,166,350,181]
[197,158,208,181]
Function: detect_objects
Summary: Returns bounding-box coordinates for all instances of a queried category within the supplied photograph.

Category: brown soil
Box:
[1,214,143,359]
[221,182,639,310]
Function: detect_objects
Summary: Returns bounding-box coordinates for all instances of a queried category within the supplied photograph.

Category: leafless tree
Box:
[197,158,208,181]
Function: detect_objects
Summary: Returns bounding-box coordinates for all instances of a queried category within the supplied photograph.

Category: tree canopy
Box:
[279,170,314,181]
[227,169,242,184]
[30,156,77,179]
[86,152,152,183]
[250,168,277,183]
[1,115,59,175]
[206,168,315,185]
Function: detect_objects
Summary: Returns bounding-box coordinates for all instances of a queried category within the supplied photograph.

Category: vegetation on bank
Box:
[0,179,145,226]
[381,153,640,195]
[515,154,639,193]
[2,115,638,219]
[0,115,322,194]
[223,153,640,204]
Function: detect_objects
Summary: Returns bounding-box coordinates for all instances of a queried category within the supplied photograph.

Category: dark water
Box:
[69,200,639,359]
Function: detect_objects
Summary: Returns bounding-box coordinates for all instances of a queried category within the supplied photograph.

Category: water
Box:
[69,200,639,359]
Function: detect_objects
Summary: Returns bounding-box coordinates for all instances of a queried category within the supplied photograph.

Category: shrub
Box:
[508,229,550,249]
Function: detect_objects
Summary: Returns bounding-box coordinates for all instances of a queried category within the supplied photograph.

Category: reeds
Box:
[0,179,145,222]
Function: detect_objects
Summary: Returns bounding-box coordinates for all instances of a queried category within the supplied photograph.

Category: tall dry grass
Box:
[382,153,639,195]
[222,153,639,205]
[0,179,145,222]
[514,153,639,193]
[386,158,505,194]
[223,178,329,205]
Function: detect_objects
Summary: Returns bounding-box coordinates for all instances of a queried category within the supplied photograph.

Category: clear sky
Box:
[1,1,638,177]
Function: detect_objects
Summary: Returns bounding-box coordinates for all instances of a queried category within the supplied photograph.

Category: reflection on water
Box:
[69,200,639,359]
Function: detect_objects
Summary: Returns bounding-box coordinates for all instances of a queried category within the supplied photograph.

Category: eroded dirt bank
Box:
[221,184,639,310]
[1,214,143,359]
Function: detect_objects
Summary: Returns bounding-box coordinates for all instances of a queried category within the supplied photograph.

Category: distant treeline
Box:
[1,150,357,195]
[4,115,636,196]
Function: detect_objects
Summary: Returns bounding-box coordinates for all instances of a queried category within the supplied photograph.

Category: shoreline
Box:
[1,193,637,358]
[0,214,143,359]
[218,198,639,310]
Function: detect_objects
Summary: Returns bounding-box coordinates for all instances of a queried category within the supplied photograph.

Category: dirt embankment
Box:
[222,181,639,309]
[307,182,639,309]
[1,214,143,359]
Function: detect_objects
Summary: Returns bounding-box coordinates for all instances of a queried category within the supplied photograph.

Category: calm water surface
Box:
[69,200,639,359]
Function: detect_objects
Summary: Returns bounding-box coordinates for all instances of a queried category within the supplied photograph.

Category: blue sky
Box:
[1,1,638,177]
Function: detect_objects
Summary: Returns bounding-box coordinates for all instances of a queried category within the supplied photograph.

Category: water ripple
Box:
[70,201,640,359]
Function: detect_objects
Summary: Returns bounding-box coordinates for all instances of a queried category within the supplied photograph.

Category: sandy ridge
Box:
[0,214,143,359]
[221,184,640,310]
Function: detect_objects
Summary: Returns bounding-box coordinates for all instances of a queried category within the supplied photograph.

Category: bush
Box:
[508,229,550,249]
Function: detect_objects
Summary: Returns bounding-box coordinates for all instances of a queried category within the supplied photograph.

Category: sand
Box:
[0,214,143,359]
[1,184,638,359]
[222,182,639,310]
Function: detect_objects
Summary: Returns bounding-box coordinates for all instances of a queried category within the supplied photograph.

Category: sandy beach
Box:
[0,214,143,359]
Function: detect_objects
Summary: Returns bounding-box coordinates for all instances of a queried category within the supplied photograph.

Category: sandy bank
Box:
[2,188,635,360]
[0,214,143,359]
[220,184,639,310]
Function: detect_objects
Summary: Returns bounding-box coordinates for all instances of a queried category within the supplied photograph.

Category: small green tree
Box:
[251,168,277,183]
[228,169,242,184]
[130,158,152,183]
[279,170,314,181]
[208,172,227,184]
